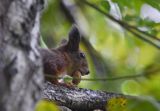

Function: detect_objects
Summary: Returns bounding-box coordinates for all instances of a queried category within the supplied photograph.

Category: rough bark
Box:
[0,0,45,111]
[42,82,125,111]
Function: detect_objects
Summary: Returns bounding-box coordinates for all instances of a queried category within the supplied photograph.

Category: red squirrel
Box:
[40,25,89,86]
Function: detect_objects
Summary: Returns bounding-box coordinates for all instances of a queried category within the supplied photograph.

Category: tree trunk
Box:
[0,0,45,111]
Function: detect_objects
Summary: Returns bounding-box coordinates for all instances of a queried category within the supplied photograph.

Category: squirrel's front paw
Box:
[56,82,77,88]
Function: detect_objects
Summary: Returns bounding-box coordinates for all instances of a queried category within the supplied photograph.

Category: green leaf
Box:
[88,0,110,12]
[35,100,59,111]
[100,1,110,12]
[111,0,143,14]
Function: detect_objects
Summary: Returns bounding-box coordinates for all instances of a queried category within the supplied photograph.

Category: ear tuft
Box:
[67,25,81,51]
[69,25,81,40]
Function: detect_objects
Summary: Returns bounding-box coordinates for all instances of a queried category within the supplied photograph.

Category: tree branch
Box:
[79,0,160,49]
[42,82,126,111]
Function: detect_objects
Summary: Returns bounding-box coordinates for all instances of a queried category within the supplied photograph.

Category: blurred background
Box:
[40,0,160,101]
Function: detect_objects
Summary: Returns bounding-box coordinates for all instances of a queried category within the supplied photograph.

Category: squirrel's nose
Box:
[85,71,90,75]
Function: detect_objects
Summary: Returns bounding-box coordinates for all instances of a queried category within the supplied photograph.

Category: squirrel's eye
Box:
[80,52,85,58]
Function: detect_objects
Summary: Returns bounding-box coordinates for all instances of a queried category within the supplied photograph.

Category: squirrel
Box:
[39,25,89,86]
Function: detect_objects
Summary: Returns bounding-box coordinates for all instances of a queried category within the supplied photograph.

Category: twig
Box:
[45,66,160,81]
[45,73,145,81]
[79,0,160,49]
[125,25,160,49]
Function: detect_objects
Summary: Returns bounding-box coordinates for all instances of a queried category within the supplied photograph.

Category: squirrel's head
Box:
[59,25,89,76]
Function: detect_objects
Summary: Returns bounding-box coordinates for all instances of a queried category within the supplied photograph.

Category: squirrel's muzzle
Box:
[82,70,89,76]
[85,70,90,75]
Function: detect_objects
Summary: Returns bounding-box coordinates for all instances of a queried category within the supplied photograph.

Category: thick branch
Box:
[42,82,126,111]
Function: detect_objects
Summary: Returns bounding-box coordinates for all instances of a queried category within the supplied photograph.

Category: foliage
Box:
[40,0,160,110]
[106,97,127,111]
[106,96,160,111]
[35,100,59,111]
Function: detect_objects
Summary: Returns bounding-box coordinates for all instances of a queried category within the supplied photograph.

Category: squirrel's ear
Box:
[67,25,81,51]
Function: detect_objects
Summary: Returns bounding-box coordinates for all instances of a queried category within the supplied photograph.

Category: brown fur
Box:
[40,25,89,86]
